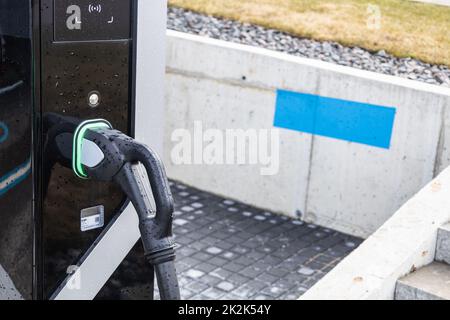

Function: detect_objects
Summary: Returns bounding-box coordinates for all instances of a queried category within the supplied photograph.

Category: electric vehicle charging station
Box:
[0,0,177,300]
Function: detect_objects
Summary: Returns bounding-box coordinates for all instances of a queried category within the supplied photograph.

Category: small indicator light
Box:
[88,91,101,108]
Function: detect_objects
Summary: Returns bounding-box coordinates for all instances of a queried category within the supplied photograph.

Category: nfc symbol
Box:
[88,4,102,13]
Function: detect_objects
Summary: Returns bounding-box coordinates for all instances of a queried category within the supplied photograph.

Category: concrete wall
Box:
[164,31,450,238]
[301,166,450,300]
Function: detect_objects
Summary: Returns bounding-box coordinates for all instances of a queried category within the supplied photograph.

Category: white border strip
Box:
[53,204,140,300]
[0,264,23,300]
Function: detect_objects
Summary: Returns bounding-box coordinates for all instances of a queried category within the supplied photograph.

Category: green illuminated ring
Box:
[73,119,112,179]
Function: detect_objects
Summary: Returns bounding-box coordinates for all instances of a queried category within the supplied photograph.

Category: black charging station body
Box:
[0,0,137,299]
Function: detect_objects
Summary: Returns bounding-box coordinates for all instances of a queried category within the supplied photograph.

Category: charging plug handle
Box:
[43,114,180,300]
[84,128,174,234]
[83,128,180,300]
[45,116,175,243]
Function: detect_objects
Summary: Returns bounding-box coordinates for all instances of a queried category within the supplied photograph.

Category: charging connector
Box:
[43,114,180,300]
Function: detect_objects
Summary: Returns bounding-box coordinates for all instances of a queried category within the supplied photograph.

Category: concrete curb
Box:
[300,166,450,300]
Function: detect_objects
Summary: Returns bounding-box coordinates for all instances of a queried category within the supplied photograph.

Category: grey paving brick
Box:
[256,273,279,284]
[228,273,251,286]
[221,251,237,260]
[436,224,450,265]
[235,231,254,240]
[188,232,207,241]
[176,237,194,246]
[279,287,307,300]
[205,246,223,255]
[199,274,222,286]
[180,288,196,300]
[223,262,246,273]
[178,246,197,256]
[239,265,266,278]
[178,276,193,287]
[272,250,293,260]
[210,232,229,240]
[192,252,214,262]
[245,280,267,291]
[228,236,247,245]
[185,269,205,279]
[298,248,320,260]
[189,241,211,251]
[272,278,297,291]
[232,246,251,255]
[285,273,309,285]
[210,268,233,280]
[176,228,191,235]
[190,294,211,300]
[280,292,302,300]
[302,277,321,289]
[220,293,243,300]
[322,265,336,273]
[252,294,273,300]
[314,253,339,265]
[246,251,266,261]
[325,248,343,257]
[185,281,209,293]
[267,267,290,278]
[306,260,327,270]
[180,257,201,268]
[232,284,260,299]
[297,266,316,276]
[175,262,191,273]
[312,272,326,282]
[195,262,218,273]
[260,285,286,298]
[202,287,226,299]
[216,281,236,292]
[215,241,234,250]
[208,256,228,267]
[235,256,254,266]
[281,259,305,271]
[260,256,283,266]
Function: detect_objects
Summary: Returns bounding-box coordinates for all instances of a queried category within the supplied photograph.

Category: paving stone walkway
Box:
[98,181,362,300]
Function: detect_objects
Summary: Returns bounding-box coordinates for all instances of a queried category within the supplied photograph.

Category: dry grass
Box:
[169,0,450,66]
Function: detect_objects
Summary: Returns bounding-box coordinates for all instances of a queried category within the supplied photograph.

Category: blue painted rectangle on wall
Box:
[274,90,396,149]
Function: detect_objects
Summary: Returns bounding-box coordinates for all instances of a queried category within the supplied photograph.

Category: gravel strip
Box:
[168,7,450,87]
